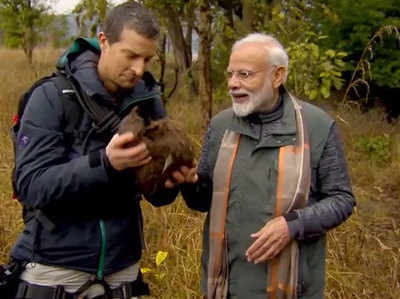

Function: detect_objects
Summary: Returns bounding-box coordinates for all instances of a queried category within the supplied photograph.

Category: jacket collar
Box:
[68,50,114,101]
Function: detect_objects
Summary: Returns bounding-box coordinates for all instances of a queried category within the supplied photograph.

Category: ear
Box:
[98,32,108,52]
[272,66,286,89]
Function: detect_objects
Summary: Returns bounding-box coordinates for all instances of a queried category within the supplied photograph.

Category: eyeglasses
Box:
[225,69,266,81]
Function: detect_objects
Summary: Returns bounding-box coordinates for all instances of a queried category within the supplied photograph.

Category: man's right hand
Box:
[164,165,198,189]
[106,132,152,171]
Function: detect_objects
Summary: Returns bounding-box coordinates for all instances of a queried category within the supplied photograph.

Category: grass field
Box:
[0,48,399,298]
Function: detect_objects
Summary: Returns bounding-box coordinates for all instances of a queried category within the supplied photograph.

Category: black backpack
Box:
[11,70,159,226]
[10,71,123,226]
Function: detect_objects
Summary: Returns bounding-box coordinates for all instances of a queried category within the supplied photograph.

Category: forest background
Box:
[0,0,399,298]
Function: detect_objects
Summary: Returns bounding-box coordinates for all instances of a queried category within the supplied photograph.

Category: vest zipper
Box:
[97,219,107,280]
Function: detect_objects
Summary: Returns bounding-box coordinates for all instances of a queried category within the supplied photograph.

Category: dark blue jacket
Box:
[11,40,178,275]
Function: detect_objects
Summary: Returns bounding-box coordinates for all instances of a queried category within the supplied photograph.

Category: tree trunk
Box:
[158,32,167,103]
[264,0,277,24]
[26,47,33,65]
[240,0,277,31]
[164,5,193,95]
[241,0,257,31]
[165,6,191,71]
[198,0,213,127]
[391,133,400,167]
[22,27,34,65]
[185,15,194,63]
[25,0,34,65]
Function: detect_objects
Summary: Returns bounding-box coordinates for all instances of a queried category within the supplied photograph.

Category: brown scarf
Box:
[207,93,310,299]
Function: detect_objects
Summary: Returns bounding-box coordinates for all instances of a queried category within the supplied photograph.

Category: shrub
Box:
[354,134,391,166]
[286,33,347,101]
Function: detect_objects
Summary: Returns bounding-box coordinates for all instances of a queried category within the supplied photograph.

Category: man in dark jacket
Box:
[11,2,180,298]
[168,33,356,298]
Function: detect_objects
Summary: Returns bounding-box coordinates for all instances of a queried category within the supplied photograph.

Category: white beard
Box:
[230,80,274,117]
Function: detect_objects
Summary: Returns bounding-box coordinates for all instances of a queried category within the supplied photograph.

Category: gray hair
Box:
[232,33,289,82]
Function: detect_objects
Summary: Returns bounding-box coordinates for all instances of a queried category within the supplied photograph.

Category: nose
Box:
[228,76,241,90]
[130,58,146,78]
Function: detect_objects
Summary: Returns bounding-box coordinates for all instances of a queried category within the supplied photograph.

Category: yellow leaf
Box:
[141,267,152,274]
[156,251,168,267]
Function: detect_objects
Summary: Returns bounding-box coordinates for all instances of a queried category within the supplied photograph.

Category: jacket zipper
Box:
[97,219,107,280]
[95,94,158,280]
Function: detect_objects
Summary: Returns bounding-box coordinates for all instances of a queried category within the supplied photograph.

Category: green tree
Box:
[314,0,400,89]
[210,0,348,102]
[0,0,53,64]
[287,33,347,100]
[239,0,349,101]
[43,14,73,48]
[73,0,108,37]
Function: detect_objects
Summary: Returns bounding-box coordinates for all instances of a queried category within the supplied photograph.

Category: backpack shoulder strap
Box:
[54,72,121,136]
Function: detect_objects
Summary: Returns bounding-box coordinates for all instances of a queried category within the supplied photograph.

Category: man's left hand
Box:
[245,216,291,264]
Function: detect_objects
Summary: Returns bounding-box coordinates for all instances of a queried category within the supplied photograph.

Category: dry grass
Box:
[0,48,399,298]
[0,48,65,263]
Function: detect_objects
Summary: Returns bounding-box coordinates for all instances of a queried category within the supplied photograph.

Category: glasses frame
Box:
[226,65,278,81]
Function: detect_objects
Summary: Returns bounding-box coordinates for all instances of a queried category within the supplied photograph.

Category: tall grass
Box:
[342,25,400,103]
[0,48,398,298]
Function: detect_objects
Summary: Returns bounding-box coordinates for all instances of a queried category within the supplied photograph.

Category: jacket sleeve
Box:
[286,123,356,240]
[15,82,112,210]
[145,186,180,207]
[180,126,213,212]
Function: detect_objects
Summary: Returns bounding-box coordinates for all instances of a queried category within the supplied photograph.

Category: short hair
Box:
[102,2,159,44]
[232,33,289,82]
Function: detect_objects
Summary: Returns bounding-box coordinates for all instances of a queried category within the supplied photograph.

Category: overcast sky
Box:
[53,0,125,14]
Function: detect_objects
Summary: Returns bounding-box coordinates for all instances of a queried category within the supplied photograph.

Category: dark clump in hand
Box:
[118,106,195,195]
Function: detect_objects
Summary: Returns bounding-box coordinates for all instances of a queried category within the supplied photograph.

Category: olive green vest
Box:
[201,91,334,299]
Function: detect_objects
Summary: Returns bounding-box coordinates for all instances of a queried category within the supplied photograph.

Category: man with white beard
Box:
[168,33,355,299]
